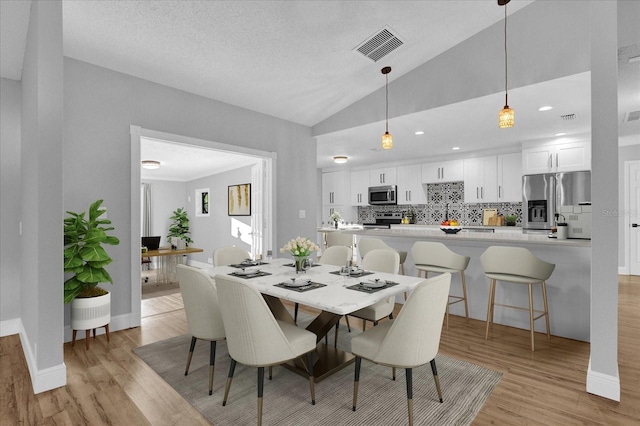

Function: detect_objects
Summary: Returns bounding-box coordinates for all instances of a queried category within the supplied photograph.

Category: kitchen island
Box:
[318,225,591,342]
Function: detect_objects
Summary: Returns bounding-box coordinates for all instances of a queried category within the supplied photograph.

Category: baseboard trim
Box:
[618,265,628,275]
[0,318,22,337]
[586,358,620,402]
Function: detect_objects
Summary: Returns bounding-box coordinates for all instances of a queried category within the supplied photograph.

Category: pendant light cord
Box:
[385,73,389,132]
[504,2,508,106]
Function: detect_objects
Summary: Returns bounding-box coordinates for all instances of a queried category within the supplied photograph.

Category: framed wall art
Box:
[228,183,251,216]
[195,188,210,217]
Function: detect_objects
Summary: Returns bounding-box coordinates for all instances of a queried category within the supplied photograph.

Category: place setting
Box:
[274,277,326,292]
[228,268,271,279]
[347,278,399,293]
[330,264,373,278]
[228,258,269,268]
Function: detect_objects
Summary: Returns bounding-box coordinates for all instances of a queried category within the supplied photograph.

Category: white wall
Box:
[0,78,22,325]
[142,180,188,248]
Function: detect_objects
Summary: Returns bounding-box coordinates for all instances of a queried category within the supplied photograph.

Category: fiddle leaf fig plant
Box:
[63,199,120,304]
[168,207,193,245]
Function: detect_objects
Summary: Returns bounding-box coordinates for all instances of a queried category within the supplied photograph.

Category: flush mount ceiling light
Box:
[333,155,348,164]
[554,132,567,136]
[538,106,553,111]
[141,160,161,169]
[498,0,514,129]
[381,66,393,149]
[414,131,425,135]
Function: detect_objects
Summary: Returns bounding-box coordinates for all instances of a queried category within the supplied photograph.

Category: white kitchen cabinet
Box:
[464,156,498,203]
[369,167,396,186]
[497,152,522,202]
[322,171,350,206]
[350,170,370,206]
[421,160,464,183]
[397,164,427,205]
[522,141,591,174]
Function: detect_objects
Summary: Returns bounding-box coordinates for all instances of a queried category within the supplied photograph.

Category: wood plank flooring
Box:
[1,276,638,425]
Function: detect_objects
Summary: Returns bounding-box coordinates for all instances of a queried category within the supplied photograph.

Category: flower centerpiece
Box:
[329,211,342,228]
[280,237,320,273]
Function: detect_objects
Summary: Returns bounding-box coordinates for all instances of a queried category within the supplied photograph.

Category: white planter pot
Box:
[70,292,111,330]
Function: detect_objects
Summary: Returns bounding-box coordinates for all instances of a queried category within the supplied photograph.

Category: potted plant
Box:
[505,214,518,226]
[64,199,119,342]
[168,207,193,248]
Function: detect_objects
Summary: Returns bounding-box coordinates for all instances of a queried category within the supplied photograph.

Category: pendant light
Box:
[498,0,514,128]
[381,66,393,149]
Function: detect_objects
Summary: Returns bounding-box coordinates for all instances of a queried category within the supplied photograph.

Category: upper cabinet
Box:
[421,160,464,184]
[322,171,350,206]
[463,156,498,203]
[350,170,370,206]
[369,167,396,186]
[522,141,591,174]
[497,152,523,203]
[397,164,427,205]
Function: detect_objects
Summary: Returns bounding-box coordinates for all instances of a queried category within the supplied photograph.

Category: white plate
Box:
[235,269,259,276]
[284,280,310,288]
[362,280,386,289]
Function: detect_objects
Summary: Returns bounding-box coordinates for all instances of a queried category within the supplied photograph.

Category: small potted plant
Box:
[64,199,119,344]
[505,214,518,226]
[168,207,193,249]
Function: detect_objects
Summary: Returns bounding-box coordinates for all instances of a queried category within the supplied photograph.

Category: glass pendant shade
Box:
[381,131,393,150]
[498,106,514,128]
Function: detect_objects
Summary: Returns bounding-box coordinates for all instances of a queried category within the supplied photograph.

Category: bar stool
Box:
[358,238,407,275]
[480,246,555,351]
[410,241,470,328]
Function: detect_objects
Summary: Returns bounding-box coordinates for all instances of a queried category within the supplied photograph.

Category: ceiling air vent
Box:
[625,110,640,122]
[560,113,577,121]
[354,27,404,62]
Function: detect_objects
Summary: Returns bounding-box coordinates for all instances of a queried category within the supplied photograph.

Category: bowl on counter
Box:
[440,226,462,234]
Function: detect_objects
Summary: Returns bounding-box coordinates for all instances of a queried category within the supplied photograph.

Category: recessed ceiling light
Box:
[554,132,567,136]
[452,147,460,151]
[141,160,161,169]
[414,131,424,135]
[538,106,553,111]
[333,155,348,164]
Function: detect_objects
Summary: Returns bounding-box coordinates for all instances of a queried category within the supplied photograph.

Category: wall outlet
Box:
[299,209,306,219]
[208,257,213,264]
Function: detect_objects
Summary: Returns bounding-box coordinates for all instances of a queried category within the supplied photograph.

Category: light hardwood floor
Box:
[1,276,638,425]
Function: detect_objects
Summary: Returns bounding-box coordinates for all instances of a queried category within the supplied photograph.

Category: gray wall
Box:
[0,78,22,322]
[186,166,254,264]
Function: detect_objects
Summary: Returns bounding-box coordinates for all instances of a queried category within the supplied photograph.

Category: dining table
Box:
[207,257,424,382]
[143,246,204,284]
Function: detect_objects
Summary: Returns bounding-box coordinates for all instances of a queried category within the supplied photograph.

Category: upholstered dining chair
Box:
[215,274,317,426]
[410,241,471,329]
[351,273,451,426]
[480,246,555,351]
[317,245,355,344]
[358,238,408,275]
[176,265,226,396]
[348,249,400,332]
[213,246,251,266]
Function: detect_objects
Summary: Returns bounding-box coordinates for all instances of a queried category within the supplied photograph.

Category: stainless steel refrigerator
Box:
[522,171,591,231]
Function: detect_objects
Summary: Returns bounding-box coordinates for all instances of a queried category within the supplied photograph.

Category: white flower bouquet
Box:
[280,237,320,257]
[329,211,342,223]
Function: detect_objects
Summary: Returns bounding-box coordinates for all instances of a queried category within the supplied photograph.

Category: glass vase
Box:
[294,255,308,274]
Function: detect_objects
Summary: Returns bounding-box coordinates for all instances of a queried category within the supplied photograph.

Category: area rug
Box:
[133,317,502,425]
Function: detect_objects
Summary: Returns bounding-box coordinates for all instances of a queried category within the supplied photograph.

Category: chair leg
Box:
[257,367,264,426]
[541,281,551,340]
[528,283,535,351]
[352,356,361,411]
[185,336,197,376]
[307,352,316,405]
[485,279,495,340]
[268,366,273,380]
[406,368,414,426]
[294,302,299,324]
[222,359,237,406]
[334,323,339,348]
[400,263,405,275]
[209,341,217,395]
[392,367,396,381]
[362,319,366,332]
[345,315,351,332]
[461,271,469,320]
[430,359,444,403]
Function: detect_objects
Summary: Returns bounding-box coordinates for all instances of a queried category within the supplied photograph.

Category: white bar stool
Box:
[410,241,470,328]
[480,246,555,351]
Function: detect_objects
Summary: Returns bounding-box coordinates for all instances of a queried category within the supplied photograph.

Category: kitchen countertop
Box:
[318,225,591,247]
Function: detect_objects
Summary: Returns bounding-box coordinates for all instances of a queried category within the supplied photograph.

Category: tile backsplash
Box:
[358,181,523,226]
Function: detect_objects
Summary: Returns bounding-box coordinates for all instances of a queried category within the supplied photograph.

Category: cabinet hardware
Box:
[481,187,484,198]
[442,167,444,180]
[556,153,559,168]
[499,185,502,198]
[476,187,479,198]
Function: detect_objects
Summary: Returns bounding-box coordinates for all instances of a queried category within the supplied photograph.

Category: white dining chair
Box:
[358,237,408,275]
[351,273,451,426]
[215,274,317,426]
[213,246,251,266]
[410,241,471,329]
[348,249,400,332]
[481,246,555,351]
[176,265,226,396]
[318,245,355,345]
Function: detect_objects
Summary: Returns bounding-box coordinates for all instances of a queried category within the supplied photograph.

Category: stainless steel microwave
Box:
[368,185,397,205]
